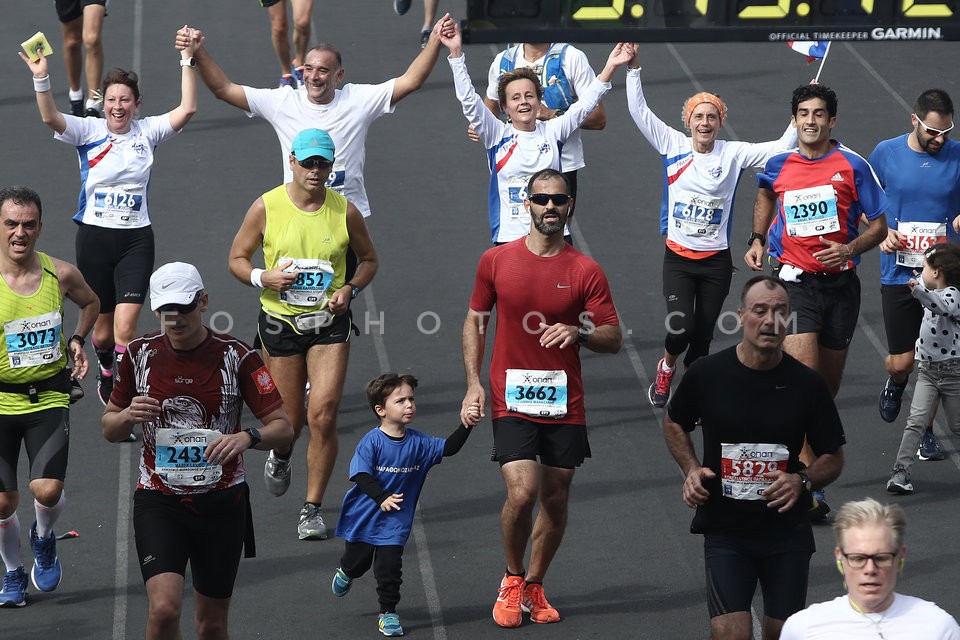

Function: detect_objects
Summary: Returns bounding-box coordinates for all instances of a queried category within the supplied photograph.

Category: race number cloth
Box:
[895,221,947,269]
[505,369,568,418]
[155,428,222,487]
[4,311,62,369]
[720,443,788,500]
[278,258,335,307]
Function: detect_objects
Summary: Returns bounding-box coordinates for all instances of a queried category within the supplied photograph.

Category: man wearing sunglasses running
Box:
[460,168,621,628]
[869,90,960,466]
[228,128,378,541]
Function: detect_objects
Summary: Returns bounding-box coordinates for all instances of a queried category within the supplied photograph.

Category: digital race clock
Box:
[462,0,960,43]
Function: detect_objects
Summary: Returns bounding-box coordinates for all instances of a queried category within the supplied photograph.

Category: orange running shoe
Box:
[492,574,525,628]
[522,583,560,623]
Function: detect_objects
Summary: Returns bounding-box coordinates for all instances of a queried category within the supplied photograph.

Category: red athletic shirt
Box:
[111,329,283,495]
[469,239,618,424]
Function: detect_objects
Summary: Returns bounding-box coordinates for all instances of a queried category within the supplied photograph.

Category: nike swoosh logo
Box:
[556,284,570,289]
[775,385,786,390]
[161,282,173,289]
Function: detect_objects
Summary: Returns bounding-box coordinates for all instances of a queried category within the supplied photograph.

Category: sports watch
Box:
[797,471,812,492]
[243,427,262,448]
[180,57,196,67]
[747,232,766,247]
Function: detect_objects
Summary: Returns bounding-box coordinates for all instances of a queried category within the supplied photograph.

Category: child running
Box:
[332,373,477,636]
[887,243,960,494]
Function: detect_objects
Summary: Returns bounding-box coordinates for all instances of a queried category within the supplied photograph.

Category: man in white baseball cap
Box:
[103,261,293,638]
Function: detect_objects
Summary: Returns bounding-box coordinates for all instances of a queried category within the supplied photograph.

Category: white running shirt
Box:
[485,44,599,172]
[244,82,396,218]
[780,594,960,639]
[626,68,795,252]
[54,114,178,228]
[451,54,609,244]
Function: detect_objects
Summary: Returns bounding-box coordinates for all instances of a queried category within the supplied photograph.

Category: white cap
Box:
[149,262,204,311]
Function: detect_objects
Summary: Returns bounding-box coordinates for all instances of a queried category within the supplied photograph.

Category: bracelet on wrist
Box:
[33,75,51,93]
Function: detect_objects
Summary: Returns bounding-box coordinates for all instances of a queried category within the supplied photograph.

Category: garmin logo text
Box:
[871,27,942,41]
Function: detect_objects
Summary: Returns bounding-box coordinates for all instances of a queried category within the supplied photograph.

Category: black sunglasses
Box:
[157,292,202,315]
[528,193,571,206]
[298,157,334,170]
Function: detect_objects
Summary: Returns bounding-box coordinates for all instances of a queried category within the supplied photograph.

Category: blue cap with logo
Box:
[291,128,335,162]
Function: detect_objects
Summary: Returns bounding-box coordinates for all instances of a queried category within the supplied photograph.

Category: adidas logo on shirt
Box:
[830,172,844,182]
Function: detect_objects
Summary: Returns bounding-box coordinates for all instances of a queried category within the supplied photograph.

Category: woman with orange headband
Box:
[626,46,796,408]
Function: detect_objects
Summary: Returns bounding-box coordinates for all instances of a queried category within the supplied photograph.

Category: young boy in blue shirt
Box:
[332,373,477,637]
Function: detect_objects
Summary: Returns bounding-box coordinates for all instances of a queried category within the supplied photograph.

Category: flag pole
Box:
[814,41,831,82]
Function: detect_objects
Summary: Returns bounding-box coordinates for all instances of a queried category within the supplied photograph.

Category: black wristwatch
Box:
[68,334,85,348]
[747,232,766,247]
[346,282,360,299]
[576,327,590,344]
[797,471,812,492]
[243,427,262,448]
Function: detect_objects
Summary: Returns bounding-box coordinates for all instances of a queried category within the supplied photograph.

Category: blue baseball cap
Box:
[291,128,335,162]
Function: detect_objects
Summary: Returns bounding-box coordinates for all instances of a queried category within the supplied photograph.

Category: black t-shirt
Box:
[667,346,845,536]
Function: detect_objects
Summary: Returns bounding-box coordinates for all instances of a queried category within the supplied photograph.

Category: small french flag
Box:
[787,40,829,62]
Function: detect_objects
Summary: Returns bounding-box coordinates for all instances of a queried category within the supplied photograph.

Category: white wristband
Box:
[33,75,51,93]
[250,268,265,288]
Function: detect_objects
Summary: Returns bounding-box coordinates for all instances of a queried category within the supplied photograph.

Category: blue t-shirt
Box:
[335,427,446,546]
[869,135,960,285]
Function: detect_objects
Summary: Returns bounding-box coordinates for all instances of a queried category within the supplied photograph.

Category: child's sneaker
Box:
[331,567,352,597]
[378,612,404,636]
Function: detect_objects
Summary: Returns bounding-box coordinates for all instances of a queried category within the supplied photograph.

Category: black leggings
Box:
[661,246,733,368]
[340,541,404,612]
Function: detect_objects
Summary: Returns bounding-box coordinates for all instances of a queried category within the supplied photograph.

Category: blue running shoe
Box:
[29,522,62,592]
[292,63,304,85]
[279,74,297,89]
[918,428,946,461]
[378,612,404,636]
[0,567,27,607]
[332,568,352,597]
[878,376,906,423]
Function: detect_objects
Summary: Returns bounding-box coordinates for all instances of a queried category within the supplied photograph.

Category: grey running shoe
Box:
[886,466,914,494]
[918,428,946,461]
[393,0,411,15]
[419,30,430,49]
[878,376,906,423]
[264,449,292,496]
[298,503,328,540]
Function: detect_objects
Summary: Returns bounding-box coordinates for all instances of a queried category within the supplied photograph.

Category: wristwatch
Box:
[747,232,766,247]
[180,57,196,67]
[346,282,361,299]
[243,427,262,448]
[68,334,85,348]
[797,471,812,492]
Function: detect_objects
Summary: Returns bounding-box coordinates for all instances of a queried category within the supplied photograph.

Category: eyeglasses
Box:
[914,114,954,138]
[840,550,899,569]
[298,157,334,169]
[528,193,571,206]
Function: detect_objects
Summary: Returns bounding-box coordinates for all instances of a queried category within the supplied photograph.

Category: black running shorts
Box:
[0,408,69,491]
[133,483,247,599]
[491,416,590,469]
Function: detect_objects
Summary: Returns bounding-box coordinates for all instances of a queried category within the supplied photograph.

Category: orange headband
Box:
[682,92,727,129]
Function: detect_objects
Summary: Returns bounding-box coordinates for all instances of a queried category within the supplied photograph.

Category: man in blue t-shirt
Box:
[331,373,475,637]
[871,89,960,463]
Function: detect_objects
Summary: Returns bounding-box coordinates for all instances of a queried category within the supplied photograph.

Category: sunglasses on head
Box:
[528,193,571,206]
[298,156,334,169]
[914,114,954,137]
